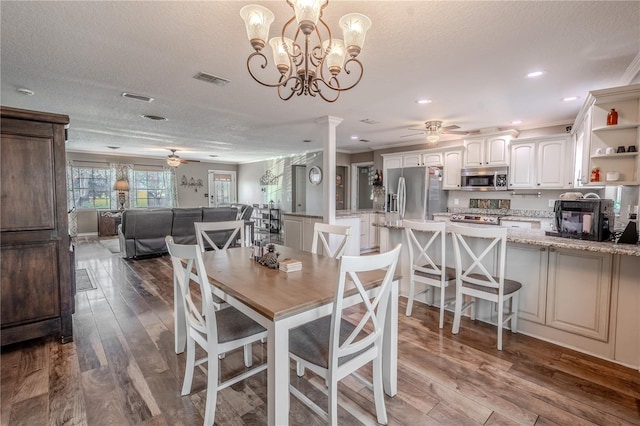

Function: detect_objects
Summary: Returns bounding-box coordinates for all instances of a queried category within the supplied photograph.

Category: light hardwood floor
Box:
[1,239,639,425]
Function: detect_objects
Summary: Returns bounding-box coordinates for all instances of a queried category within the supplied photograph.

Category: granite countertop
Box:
[377,220,640,257]
[282,209,386,220]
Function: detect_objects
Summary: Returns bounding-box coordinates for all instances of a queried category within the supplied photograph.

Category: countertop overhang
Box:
[377,221,640,257]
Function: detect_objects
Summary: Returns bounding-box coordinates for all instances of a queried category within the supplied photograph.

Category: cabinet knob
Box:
[540,248,546,251]
[537,183,541,186]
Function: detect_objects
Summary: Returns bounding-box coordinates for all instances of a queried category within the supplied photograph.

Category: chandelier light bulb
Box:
[240,5,274,51]
[291,0,323,34]
[322,39,346,74]
[269,37,294,73]
[339,13,371,57]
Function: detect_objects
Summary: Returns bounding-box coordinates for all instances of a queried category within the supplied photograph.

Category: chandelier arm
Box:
[277,75,303,101]
[247,52,294,88]
[314,78,340,103]
[319,57,364,92]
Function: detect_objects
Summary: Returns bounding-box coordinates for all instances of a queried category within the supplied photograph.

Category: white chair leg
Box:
[181,337,196,395]
[243,343,253,367]
[372,354,388,425]
[405,278,415,316]
[497,300,504,351]
[296,362,305,377]
[203,351,219,426]
[470,296,476,321]
[452,289,463,334]
[511,294,519,333]
[328,377,339,426]
[438,286,446,329]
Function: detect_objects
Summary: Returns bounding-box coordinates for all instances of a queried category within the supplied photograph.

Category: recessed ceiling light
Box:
[512,120,523,125]
[351,135,358,140]
[563,96,579,102]
[141,115,167,121]
[416,99,432,104]
[526,71,545,78]
[16,88,34,96]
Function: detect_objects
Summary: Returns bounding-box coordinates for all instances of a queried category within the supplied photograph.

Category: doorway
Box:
[208,170,236,207]
[291,165,306,212]
[350,162,374,210]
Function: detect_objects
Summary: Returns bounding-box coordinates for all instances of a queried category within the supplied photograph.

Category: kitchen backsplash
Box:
[469,198,510,209]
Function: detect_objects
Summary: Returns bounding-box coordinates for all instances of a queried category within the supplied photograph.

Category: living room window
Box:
[133,169,170,208]
[70,166,112,209]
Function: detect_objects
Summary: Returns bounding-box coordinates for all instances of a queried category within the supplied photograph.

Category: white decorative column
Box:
[316,116,343,224]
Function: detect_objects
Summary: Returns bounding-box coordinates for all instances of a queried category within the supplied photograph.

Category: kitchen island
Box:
[378,220,639,371]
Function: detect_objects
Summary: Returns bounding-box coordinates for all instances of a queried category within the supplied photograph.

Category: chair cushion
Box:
[415,264,456,281]
[289,315,373,369]
[216,306,266,344]
[462,273,522,295]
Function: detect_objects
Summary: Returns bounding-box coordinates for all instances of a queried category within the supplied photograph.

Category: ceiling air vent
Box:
[194,72,230,86]
[359,139,371,143]
[360,118,380,125]
[141,115,167,121]
[122,92,154,102]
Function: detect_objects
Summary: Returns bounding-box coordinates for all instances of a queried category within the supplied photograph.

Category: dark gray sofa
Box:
[118,207,239,259]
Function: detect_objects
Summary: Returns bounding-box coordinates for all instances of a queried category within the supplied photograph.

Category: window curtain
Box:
[110,163,134,209]
[66,161,77,237]
[164,166,178,208]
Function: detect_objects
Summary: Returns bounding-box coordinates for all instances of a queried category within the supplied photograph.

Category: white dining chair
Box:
[289,244,402,425]
[404,220,456,328]
[166,236,267,426]
[311,222,352,259]
[449,224,522,350]
[195,220,245,252]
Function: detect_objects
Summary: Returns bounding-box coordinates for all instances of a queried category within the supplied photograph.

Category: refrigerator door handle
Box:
[398,177,406,219]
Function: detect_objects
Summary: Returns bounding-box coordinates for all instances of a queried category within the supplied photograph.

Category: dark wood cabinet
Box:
[1,106,73,345]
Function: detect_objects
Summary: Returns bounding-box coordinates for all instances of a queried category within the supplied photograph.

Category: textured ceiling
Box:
[1,1,639,164]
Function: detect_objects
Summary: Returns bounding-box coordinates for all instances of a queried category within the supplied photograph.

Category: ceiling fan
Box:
[166,149,200,167]
[402,121,468,143]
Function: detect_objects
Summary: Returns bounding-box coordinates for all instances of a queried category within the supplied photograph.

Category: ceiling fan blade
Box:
[179,158,200,163]
[443,129,469,135]
[442,124,460,130]
[400,132,425,138]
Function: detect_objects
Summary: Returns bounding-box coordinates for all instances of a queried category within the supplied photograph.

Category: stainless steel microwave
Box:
[460,166,509,191]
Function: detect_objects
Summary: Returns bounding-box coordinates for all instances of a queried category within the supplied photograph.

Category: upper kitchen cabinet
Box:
[575,84,640,186]
[463,130,518,167]
[510,135,573,189]
[442,149,463,189]
[383,155,402,171]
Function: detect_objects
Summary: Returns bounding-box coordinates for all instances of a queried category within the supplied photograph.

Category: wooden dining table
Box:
[174,244,400,426]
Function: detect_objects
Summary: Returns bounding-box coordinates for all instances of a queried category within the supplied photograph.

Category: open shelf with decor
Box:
[251,206,281,243]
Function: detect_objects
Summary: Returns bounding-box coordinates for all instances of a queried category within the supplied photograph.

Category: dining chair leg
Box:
[373,354,388,425]
[452,289,463,334]
[405,278,415,316]
[181,337,196,395]
[328,376,338,426]
[497,300,504,351]
[243,343,253,367]
[296,362,305,377]
[438,287,446,329]
[204,350,219,426]
[511,294,519,333]
[470,296,476,321]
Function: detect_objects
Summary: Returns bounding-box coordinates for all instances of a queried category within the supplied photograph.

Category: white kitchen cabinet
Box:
[369,213,380,248]
[422,152,443,166]
[442,150,462,189]
[359,213,370,249]
[509,135,572,189]
[506,243,548,324]
[283,214,321,253]
[573,108,592,187]
[537,138,570,188]
[383,155,402,171]
[463,131,517,167]
[509,142,536,188]
[402,153,422,167]
[546,248,612,341]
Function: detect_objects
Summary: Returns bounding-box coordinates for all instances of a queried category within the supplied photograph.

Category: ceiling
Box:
[2,1,639,164]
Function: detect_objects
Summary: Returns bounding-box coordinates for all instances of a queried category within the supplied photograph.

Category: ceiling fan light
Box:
[426,130,440,144]
[240,5,274,50]
[322,39,345,74]
[166,156,181,168]
[339,13,371,57]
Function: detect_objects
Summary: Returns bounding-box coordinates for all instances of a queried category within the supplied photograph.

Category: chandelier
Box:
[240,0,371,102]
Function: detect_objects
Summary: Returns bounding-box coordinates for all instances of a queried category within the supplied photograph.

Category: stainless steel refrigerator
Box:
[386,166,448,220]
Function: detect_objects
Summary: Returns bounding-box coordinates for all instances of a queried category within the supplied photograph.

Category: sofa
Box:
[118,207,240,259]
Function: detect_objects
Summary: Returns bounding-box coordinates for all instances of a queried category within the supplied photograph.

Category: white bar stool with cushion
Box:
[449,224,522,350]
[289,244,402,425]
[404,220,456,328]
[311,222,352,259]
[166,236,267,426]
